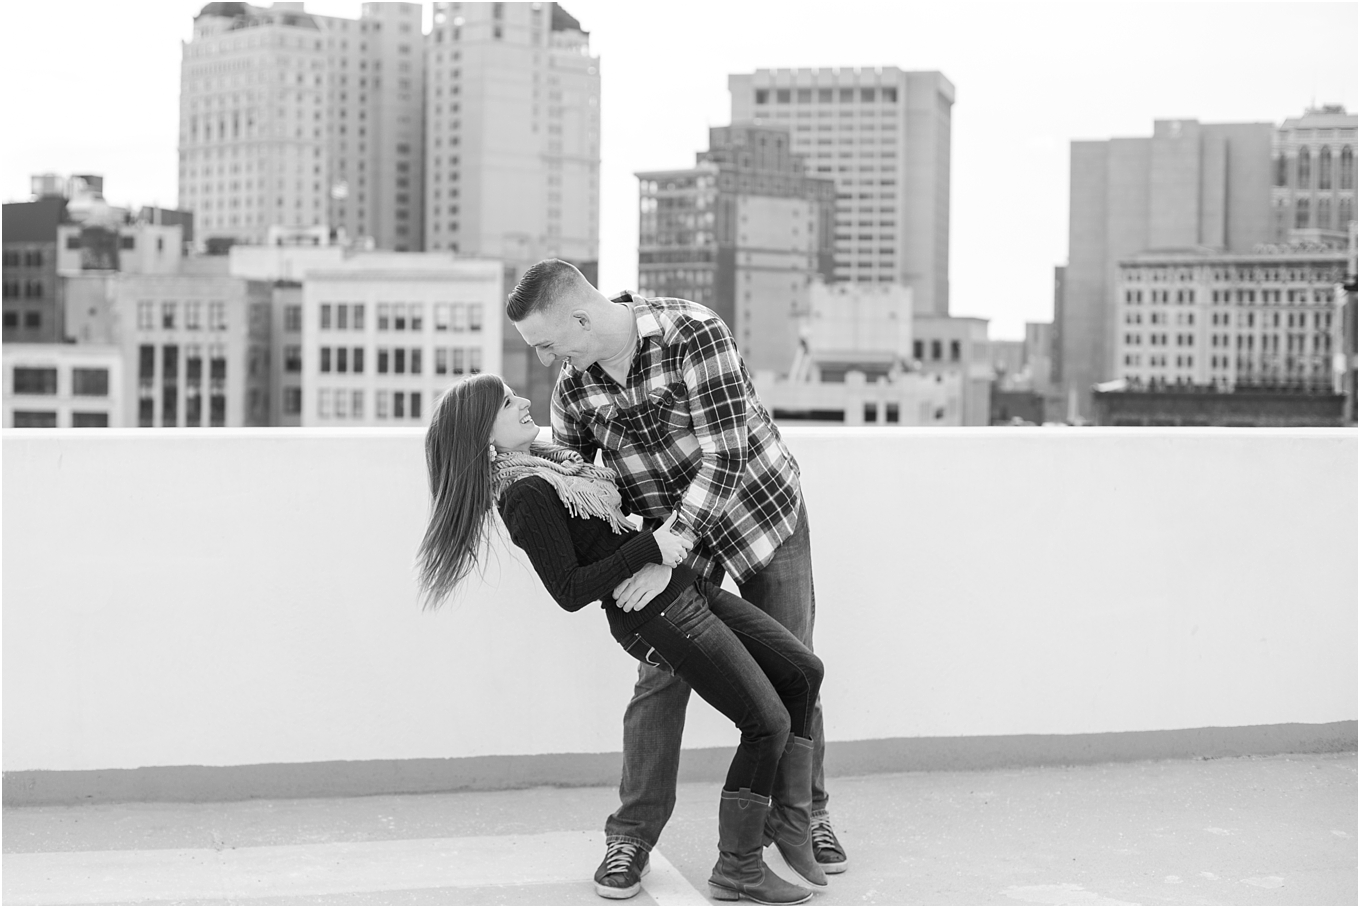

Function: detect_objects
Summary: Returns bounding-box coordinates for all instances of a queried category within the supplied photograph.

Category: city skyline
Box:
[2,0,1355,339]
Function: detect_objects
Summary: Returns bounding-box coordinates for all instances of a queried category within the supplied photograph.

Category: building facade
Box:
[729,67,953,316]
[1063,118,1275,419]
[180,1,426,251]
[424,2,599,424]
[3,344,124,428]
[1113,243,1349,393]
[302,254,502,426]
[2,195,67,343]
[911,314,991,426]
[1271,106,1357,240]
[107,272,274,428]
[636,124,836,375]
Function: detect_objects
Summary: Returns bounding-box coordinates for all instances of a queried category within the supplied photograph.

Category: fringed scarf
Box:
[491,442,632,535]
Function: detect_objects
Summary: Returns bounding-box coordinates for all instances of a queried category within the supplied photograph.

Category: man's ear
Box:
[571,309,591,332]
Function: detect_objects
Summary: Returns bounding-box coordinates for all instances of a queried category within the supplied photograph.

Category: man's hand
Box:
[652,512,692,567]
[652,512,693,568]
[613,563,673,612]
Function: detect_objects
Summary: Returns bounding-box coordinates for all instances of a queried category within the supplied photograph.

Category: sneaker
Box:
[810,816,848,873]
[594,840,651,899]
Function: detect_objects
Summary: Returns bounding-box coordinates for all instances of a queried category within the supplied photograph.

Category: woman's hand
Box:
[613,563,672,612]
[653,512,691,568]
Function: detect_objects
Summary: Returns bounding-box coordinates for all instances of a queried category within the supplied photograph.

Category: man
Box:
[507,259,848,899]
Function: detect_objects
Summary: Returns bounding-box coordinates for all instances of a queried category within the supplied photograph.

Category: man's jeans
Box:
[604,501,823,851]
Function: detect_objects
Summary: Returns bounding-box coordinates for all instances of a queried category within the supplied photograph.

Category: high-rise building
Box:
[728,67,954,316]
[179,2,426,251]
[303,254,502,427]
[635,124,836,375]
[1271,106,1357,240]
[2,196,65,343]
[424,2,600,422]
[1062,118,1274,419]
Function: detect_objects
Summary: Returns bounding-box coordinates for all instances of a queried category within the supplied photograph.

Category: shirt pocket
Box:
[587,405,629,452]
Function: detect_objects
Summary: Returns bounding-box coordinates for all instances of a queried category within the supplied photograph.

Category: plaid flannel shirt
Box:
[550,293,803,584]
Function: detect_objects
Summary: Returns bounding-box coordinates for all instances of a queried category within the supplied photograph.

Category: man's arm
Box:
[666,317,750,545]
[550,377,599,463]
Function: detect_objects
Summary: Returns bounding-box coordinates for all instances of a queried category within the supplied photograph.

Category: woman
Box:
[417,373,826,905]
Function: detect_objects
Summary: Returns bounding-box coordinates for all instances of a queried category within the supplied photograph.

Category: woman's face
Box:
[489,384,537,453]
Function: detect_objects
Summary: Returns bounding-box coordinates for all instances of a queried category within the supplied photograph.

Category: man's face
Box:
[514,306,596,370]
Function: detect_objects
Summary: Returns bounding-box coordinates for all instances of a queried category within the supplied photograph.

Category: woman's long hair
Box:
[417,372,506,610]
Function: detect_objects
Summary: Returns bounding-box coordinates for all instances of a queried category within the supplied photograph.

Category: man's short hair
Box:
[506,258,585,322]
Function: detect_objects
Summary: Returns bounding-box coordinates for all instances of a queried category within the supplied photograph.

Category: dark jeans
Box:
[605,501,823,852]
[619,581,823,797]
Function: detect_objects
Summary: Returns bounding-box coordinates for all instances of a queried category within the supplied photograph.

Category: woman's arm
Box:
[500,477,664,611]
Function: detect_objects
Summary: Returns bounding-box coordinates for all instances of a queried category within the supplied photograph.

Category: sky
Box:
[1,1,1355,340]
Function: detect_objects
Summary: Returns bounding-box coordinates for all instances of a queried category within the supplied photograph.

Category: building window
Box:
[1341,146,1355,190]
[284,305,302,332]
[378,303,390,330]
[353,347,365,374]
[394,391,406,419]
[13,367,57,395]
[410,391,421,420]
[138,301,154,330]
[1319,147,1332,190]
[353,304,365,330]
[320,347,331,372]
[162,302,176,329]
[930,340,942,361]
[376,390,389,419]
[337,304,349,330]
[410,303,423,330]
[1297,148,1311,187]
[394,348,406,374]
[209,301,226,330]
[377,348,389,373]
[435,303,449,331]
[949,340,961,362]
[186,302,202,330]
[12,411,57,428]
[351,390,364,419]
[319,388,332,418]
[284,387,301,415]
[1295,197,1310,228]
[321,303,332,329]
[411,348,422,374]
[336,347,348,373]
[284,345,302,372]
[468,303,482,332]
[72,412,109,428]
[72,368,109,397]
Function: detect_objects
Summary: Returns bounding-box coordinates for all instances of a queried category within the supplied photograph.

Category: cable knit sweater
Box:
[497,475,699,639]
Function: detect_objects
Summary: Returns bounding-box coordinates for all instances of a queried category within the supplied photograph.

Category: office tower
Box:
[424,1,599,421]
[635,124,836,375]
[303,254,502,427]
[729,68,953,316]
[1063,119,1274,419]
[179,2,425,251]
[1272,106,1358,239]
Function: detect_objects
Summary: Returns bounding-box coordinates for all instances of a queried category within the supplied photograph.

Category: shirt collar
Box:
[611,290,664,341]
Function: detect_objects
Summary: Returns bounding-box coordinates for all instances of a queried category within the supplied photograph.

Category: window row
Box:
[316,388,424,420]
[2,250,44,268]
[2,281,46,298]
[756,86,899,104]
[11,367,110,396]
[136,300,228,331]
[2,310,43,329]
[12,410,110,428]
[1273,145,1355,189]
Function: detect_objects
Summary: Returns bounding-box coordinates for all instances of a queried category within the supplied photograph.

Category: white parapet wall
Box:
[2,428,1356,789]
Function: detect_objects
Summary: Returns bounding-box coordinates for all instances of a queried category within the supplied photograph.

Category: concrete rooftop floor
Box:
[3,752,1355,906]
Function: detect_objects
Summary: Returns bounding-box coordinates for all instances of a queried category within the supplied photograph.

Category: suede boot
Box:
[708,789,812,905]
[763,736,828,889]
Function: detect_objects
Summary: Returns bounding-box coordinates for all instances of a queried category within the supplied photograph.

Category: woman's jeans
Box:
[618,578,822,799]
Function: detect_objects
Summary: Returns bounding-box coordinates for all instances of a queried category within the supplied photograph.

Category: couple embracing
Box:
[417,259,848,903]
